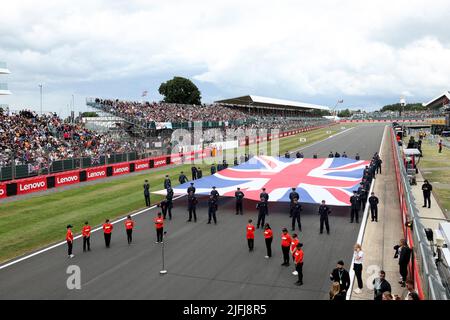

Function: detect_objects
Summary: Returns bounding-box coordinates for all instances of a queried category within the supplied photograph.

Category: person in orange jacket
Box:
[66,225,74,258]
[281,228,292,266]
[246,219,256,252]
[82,221,91,252]
[264,223,273,258]
[103,219,113,248]
[290,233,299,275]
[124,215,134,245]
[154,212,164,243]
[293,243,304,286]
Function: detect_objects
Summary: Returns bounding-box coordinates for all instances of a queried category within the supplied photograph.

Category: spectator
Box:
[373,270,391,301]
[394,239,412,287]
[329,282,345,301]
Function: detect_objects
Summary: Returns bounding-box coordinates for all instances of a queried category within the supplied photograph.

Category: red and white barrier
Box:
[0,184,6,199]
[17,176,47,195]
[55,171,80,187]
[86,167,107,181]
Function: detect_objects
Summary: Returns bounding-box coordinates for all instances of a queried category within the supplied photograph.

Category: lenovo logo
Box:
[57,175,78,185]
[136,163,149,170]
[88,170,106,179]
[114,167,129,174]
[19,181,46,191]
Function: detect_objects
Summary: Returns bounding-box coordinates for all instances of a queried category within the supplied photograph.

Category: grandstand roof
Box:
[215,95,330,111]
[423,91,450,108]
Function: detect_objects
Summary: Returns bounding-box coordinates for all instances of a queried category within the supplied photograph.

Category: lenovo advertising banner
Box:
[17,176,47,195]
[54,171,80,187]
[112,164,130,176]
[134,160,150,172]
[153,156,168,168]
[0,184,6,199]
[86,166,107,181]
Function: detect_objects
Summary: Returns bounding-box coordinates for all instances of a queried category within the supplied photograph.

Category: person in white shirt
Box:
[353,244,364,294]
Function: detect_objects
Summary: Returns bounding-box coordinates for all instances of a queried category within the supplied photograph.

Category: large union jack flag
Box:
[156,156,370,206]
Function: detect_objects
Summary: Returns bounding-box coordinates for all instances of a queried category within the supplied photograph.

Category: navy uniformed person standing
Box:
[256,197,268,229]
[358,184,368,211]
[285,151,290,158]
[369,192,379,222]
[328,151,334,158]
[234,157,239,166]
[207,195,218,225]
[143,180,150,207]
[355,153,360,161]
[334,151,341,158]
[165,188,173,220]
[342,152,348,158]
[291,198,302,232]
[318,200,331,234]
[179,171,188,184]
[159,199,168,219]
[187,182,196,195]
[422,180,432,208]
[260,188,269,202]
[211,163,217,175]
[217,163,223,171]
[163,175,171,190]
[187,191,198,222]
[210,186,219,201]
[350,191,361,223]
[197,167,203,179]
[191,166,198,180]
[289,187,299,218]
[235,187,245,215]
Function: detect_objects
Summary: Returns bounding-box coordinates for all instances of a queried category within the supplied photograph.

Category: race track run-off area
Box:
[0,124,385,300]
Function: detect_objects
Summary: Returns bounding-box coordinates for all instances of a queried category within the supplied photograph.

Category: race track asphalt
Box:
[0,124,386,300]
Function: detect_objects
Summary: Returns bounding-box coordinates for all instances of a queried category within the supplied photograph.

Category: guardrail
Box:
[390,127,448,300]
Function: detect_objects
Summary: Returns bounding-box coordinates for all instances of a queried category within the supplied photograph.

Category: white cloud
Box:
[1,0,450,114]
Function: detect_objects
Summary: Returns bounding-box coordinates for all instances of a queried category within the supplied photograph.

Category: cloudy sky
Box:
[1,0,450,116]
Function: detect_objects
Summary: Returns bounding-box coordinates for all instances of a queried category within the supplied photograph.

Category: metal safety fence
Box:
[390,127,449,300]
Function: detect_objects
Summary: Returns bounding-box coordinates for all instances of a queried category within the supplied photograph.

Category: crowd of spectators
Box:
[0,109,143,170]
[0,102,332,172]
[92,98,331,130]
[94,99,248,123]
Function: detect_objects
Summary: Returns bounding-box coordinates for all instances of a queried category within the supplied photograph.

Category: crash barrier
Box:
[0,123,335,199]
[341,118,445,124]
[390,127,448,300]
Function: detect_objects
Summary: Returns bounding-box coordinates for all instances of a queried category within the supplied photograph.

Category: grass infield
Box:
[0,123,355,263]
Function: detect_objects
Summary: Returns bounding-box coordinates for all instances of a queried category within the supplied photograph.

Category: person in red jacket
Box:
[124,215,134,245]
[103,219,113,248]
[246,219,256,252]
[66,225,74,258]
[281,228,292,266]
[293,243,304,286]
[82,221,91,252]
[264,223,273,258]
[154,212,164,243]
[290,233,299,275]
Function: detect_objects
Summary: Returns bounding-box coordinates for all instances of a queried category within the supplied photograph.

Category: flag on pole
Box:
[142,90,148,97]
[338,100,344,103]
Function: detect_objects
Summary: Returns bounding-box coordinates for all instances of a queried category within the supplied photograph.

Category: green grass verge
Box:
[0,123,356,263]
[418,139,450,214]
